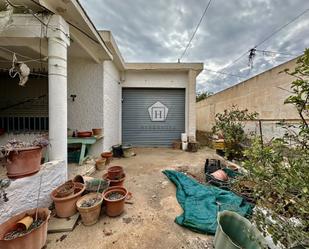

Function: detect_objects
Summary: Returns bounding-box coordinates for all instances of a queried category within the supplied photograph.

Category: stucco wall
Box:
[103,61,121,151]
[196,58,300,140]
[67,57,104,155]
[123,71,196,137]
[0,160,66,224]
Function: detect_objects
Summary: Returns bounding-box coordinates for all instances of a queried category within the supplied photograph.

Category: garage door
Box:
[122,88,185,147]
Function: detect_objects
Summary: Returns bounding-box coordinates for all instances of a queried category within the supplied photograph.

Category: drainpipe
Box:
[188,69,197,140]
[47,15,70,168]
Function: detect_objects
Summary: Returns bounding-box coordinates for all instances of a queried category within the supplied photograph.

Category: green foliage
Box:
[241,49,309,247]
[212,105,258,159]
[196,90,213,102]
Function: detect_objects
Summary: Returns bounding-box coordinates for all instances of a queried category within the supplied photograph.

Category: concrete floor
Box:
[47,147,217,249]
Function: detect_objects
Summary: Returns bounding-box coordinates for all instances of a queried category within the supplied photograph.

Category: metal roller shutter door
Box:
[122,88,185,147]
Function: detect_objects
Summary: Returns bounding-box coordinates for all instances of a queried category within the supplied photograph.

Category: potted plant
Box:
[0,208,50,249]
[103,186,128,217]
[0,137,49,179]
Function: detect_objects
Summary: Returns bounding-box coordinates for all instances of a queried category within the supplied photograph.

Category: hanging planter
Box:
[214,211,267,249]
[1,138,49,179]
[0,208,50,249]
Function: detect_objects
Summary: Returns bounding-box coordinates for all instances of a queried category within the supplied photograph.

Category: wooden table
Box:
[67,136,103,165]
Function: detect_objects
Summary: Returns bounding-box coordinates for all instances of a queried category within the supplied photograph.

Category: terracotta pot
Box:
[55,180,75,198]
[107,166,124,180]
[77,131,92,137]
[103,186,128,217]
[92,128,102,136]
[103,173,126,187]
[51,182,85,218]
[76,193,103,226]
[101,152,113,165]
[0,208,50,249]
[5,147,42,179]
[95,158,106,171]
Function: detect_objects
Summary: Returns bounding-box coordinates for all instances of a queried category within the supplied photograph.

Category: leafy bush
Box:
[212,105,258,159]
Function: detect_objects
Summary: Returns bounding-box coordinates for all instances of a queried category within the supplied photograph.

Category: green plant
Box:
[240,50,309,247]
[196,90,213,102]
[212,105,258,159]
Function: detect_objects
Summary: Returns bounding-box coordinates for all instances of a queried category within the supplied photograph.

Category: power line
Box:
[254,8,309,48]
[217,8,309,74]
[202,68,246,78]
[178,0,214,61]
[255,49,300,57]
[0,46,48,64]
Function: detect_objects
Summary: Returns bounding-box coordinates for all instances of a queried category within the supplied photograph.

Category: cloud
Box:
[80,0,309,93]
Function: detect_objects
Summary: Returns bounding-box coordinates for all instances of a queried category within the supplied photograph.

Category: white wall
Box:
[103,61,121,151]
[67,57,104,155]
[0,160,66,224]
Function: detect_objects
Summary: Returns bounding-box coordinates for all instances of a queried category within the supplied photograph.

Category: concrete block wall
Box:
[103,61,121,151]
[67,57,104,155]
[196,58,300,140]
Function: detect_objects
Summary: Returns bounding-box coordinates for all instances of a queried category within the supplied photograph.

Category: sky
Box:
[80,0,309,93]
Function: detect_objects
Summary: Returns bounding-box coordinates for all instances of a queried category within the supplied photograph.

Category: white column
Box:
[188,69,197,140]
[47,15,70,164]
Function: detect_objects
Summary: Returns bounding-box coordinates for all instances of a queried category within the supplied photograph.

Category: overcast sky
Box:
[80,0,309,93]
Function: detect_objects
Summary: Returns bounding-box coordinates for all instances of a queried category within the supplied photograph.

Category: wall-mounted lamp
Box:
[70,94,77,101]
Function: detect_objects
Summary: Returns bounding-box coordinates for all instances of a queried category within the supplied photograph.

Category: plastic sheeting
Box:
[163,170,253,234]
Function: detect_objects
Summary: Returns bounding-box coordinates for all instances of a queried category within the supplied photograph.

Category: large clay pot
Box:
[51,182,85,218]
[76,193,103,226]
[92,128,102,136]
[214,210,267,249]
[5,147,42,179]
[103,186,128,217]
[0,208,50,249]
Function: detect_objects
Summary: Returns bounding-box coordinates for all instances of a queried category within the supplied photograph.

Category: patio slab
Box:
[46,147,217,249]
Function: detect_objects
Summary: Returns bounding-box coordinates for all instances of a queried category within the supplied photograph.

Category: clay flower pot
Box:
[92,128,102,136]
[95,158,106,171]
[51,182,85,218]
[103,186,128,217]
[77,131,92,137]
[76,193,103,226]
[101,151,113,165]
[107,166,124,180]
[103,173,126,187]
[55,180,75,198]
[5,147,42,179]
[0,208,50,249]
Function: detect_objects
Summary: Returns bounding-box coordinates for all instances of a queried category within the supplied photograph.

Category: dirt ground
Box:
[47,147,217,249]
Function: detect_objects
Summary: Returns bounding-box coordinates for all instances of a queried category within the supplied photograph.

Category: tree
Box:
[196,90,213,102]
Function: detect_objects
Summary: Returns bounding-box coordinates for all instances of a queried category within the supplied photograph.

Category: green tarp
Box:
[163,170,253,234]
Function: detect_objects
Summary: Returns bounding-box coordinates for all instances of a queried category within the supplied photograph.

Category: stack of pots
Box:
[102,166,128,217]
[181,133,188,151]
[101,152,113,166]
[103,166,125,187]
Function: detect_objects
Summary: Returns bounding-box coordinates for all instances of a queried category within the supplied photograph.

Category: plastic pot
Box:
[103,173,126,187]
[103,186,128,217]
[0,208,50,249]
[51,182,85,218]
[214,210,267,249]
[107,166,124,180]
[5,147,42,179]
[112,144,123,158]
[76,193,103,226]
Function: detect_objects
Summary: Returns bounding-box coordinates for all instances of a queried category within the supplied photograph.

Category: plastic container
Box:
[182,141,188,151]
[181,133,187,142]
[214,211,267,249]
[76,193,103,226]
[112,144,123,158]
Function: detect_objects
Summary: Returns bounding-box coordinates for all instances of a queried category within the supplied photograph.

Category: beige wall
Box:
[197,58,300,134]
